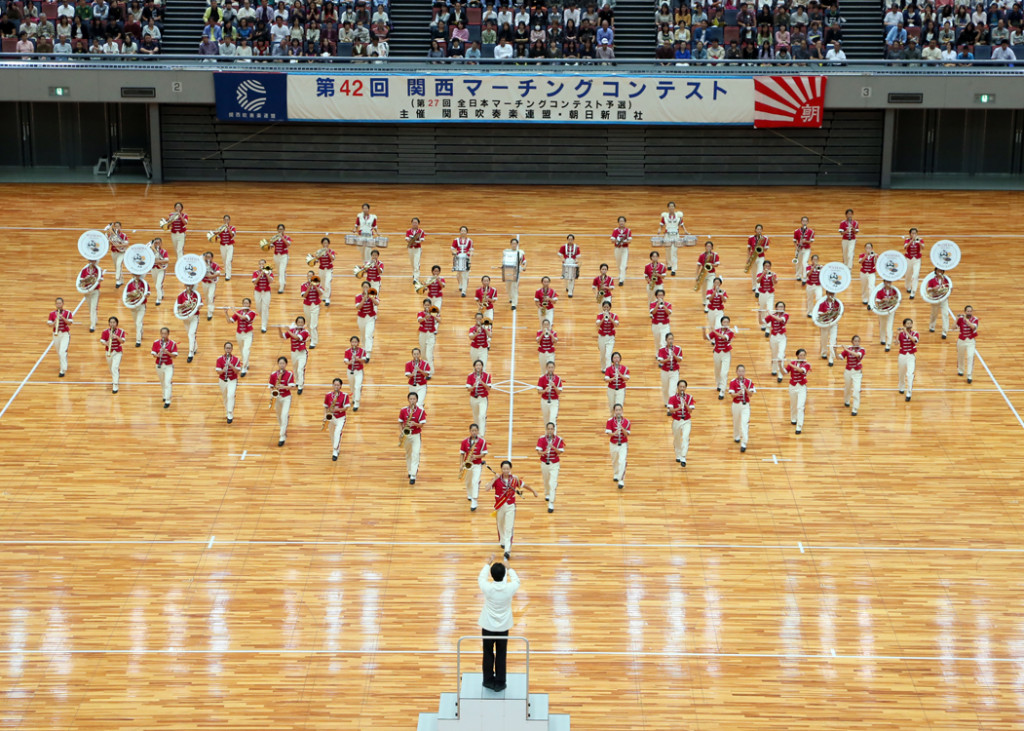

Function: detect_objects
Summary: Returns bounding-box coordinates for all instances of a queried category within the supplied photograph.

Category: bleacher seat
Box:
[2,38,18,53]
[707,26,723,43]
[724,8,738,26]
[1013,44,1024,59]
[482,42,495,56]
[41,2,58,18]
[467,7,482,24]
[724,26,739,44]
[974,44,991,59]
[907,26,921,42]
[336,41,352,56]
[124,22,142,40]
[468,24,481,42]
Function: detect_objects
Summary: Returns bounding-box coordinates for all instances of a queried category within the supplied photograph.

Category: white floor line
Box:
[2,539,1024,553]
[0,296,86,422]
[976,350,1024,431]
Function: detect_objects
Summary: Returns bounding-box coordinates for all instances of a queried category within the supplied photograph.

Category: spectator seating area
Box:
[653,0,849,61]
[0,0,166,54]
[883,2,1024,62]
[428,0,617,60]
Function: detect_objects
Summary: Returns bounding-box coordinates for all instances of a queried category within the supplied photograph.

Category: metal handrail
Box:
[455,634,530,722]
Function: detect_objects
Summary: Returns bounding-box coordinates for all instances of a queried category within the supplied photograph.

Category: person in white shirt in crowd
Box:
[921,38,942,61]
[564,1,581,26]
[514,4,530,27]
[270,16,289,49]
[494,36,514,58]
[236,37,253,58]
[991,39,1016,63]
[57,0,76,20]
[826,40,846,62]
[219,36,237,55]
[371,4,389,26]
[101,35,120,53]
[237,0,256,23]
[477,554,521,693]
[122,33,139,54]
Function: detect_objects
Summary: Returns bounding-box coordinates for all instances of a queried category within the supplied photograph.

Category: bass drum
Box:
[920,274,953,304]
[811,296,844,328]
[78,229,110,261]
[869,282,902,315]
[876,250,908,282]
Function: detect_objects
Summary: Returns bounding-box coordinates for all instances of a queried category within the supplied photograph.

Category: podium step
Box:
[459,672,527,700]
[417,712,439,731]
[548,714,571,730]
[438,692,458,718]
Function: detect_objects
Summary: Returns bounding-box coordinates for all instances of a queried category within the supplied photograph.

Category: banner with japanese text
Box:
[286,72,755,125]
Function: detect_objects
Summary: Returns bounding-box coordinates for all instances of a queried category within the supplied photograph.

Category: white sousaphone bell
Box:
[121,243,156,308]
[921,239,960,304]
[811,261,850,328]
[174,253,207,320]
[76,229,110,294]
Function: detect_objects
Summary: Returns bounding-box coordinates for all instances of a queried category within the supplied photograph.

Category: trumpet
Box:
[694,262,714,291]
[159,211,180,230]
[310,275,321,287]
[367,287,378,298]
[206,223,227,242]
[261,264,273,274]
[481,317,493,329]
[429,305,440,317]
[477,294,492,313]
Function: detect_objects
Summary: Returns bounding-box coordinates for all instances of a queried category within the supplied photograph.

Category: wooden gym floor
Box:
[1,183,1023,730]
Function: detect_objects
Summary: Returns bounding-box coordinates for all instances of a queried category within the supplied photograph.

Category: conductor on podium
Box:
[478,555,521,692]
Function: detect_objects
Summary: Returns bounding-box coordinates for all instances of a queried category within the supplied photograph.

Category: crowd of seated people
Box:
[0,0,164,55]
[652,0,849,62]
[884,1,1022,63]
[430,0,616,60]
[196,0,392,57]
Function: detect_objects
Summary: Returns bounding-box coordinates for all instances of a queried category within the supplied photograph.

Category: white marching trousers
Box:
[758,292,774,326]
[819,324,837,362]
[205,281,218,317]
[789,384,807,428]
[651,322,669,349]
[540,399,559,427]
[112,251,125,283]
[564,269,577,296]
[672,419,691,461]
[303,304,320,347]
[405,432,421,477]
[860,271,875,303]
[660,369,679,407]
[409,247,421,280]
[153,269,165,303]
[770,333,787,370]
[171,232,186,258]
[237,331,253,371]
[795,248,810,281]
[133,304,146,344]
[457,270,469,294]
[410,384,427,409]
[606,388,625,415]
[420,331,437,368]
[320,269,334,303]
[541,462,560,505]
[614,247,628,282]
[157,364,173,403]
[464,463,481,500]
[358,315,376,355]
[220,244,234,278]
[470,345,489,372]
[842,239,856,270]
[750,256,764,291]
[538,352,554,373]
[898,353,916,395]
[598,335,615,370]
[930,301,952,335]
[253,291,271,329]
[507,279,519,307]
[667,243,679,273]
[185,315,199,357]
[331,415,346,454]
[86,290,99,330]
[274,253,288,292]
[957,339,976,378]
[706,309,723,331]
[293,350,308,390]
[54,331,70,373]
[905,259,921,294]
[470,396,488,437]
[538,308,554,328]
[731,401,751,444]
[844,369,862,412]
[107,351,122,387]
[276,394,291,441]
[219,378,237,419]
[610,443,628,482]
[349,369,364,407]
[805,284,822,316]
[496,503,515,550]
[713,351,731,394]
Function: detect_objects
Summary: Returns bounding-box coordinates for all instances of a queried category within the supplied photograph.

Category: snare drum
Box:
[650,236,666,247]
[453,253,470,272]
[372,235,389,249]
[561,260,579,280]
[344,234,362,247]
[501,249,520,282]
[680,234,698,247]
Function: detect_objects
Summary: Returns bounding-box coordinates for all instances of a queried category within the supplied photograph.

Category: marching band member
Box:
[426,264,446,311]
[536,319,557,373]
[839,335,865,416]
[354,202,379,262]
[956,305,979,383]
[592,262,614,307]
[728,364,756,451]
[755,261,777,331]
[168,202,188,258]
[469,312,492,371]
[280,315,310,395]
[703,316,736,400]
[271,223,291,294]
[748,224,770,292]
[176,283,202,363]
[784,349,810,434]
[460,424,488,511]
[151,237,169,305]
[99,316,126,393]
[227,298,256,376]
[202,251,223,320]
[355,280,379,359]
[269,356,295,445]
[537,360,563,428]
[215,341,241,423]
[897,318,919,401]
[658,201,687,275]
[324,378,351,461]
[467,360,492,437]
[406,217,425,281]
[406,347,432,406]
[536,422,565,513]
[650,289,672,349]
[605,403,630,490]
[505,238,526,310]
[534,276,558,327]
[817,292,841,366]
[604,351,629,415]
[108,222,129,287]
[611,215,631,285]
[667,379,695,466]
[645,251,667,303]
[695,241,721,298]
[152,327,178,408]
[657,332,683,407]
[805,254,822,317]
[451,225,474,297]
[418,298,440,368]
[705,278,727,330]
[926,267,953,338]
[491,460,537,559]
[216,214,236,280]
[79,258,102,332]
[858,242,877,306]
[399,391,427,484]
[315,237,336,305]
[903,227,923,299]
[766,301,789,381]
[47,297,73,377]
[839,209,859,270]
[344,336,368,411]
[252,259,274,333]
[300,270,324,348]
[362,249,384,295]
[475,275,498,321]
[596,300,618,371]
[558,234,581,297]
[793,216,814,283]
[125,273,148,347]
[875,280,899,351]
